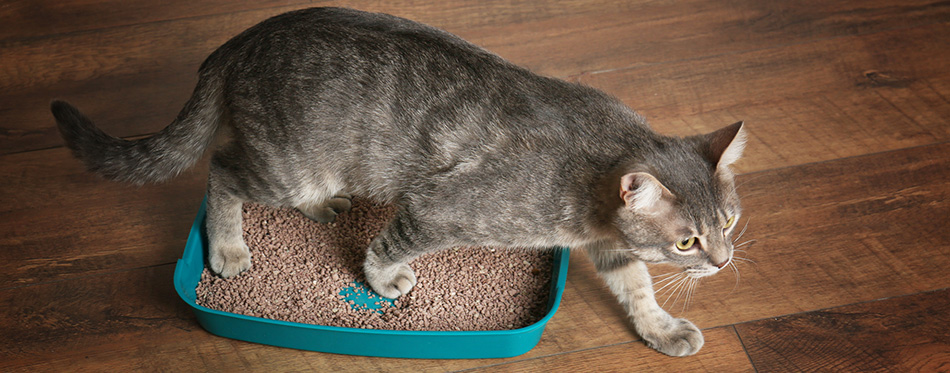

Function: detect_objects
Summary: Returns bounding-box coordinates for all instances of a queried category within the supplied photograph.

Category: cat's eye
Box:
[724,215,737,230]
[675,237,696,251]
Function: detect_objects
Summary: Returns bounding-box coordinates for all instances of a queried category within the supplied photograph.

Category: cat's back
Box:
[257,7,449,38]
[206,7,654,156]
[205,7,498,74]
[188,7,662,209]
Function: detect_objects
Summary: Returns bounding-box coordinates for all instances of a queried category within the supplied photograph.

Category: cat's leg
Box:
[586,241,704,356]
[297,193,353,223]
[363,208,438,299]
[205,162,252,278]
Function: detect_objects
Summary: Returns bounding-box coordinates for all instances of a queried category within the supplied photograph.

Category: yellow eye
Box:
[724,215,737,229]
[675,237,696,251]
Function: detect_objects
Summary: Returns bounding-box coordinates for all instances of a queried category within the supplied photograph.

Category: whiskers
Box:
[732,216,752,246]
[732,217,758,268]
[728,217,757,293]
[652,271,701,313]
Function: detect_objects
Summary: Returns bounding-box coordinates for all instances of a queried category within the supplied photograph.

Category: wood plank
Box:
[736,289,950,372]
[8,0,945,71]
[471,327,753,372]
[474,0,950,79]
[3,0,948,154]
[0,0,309,41]
[0,265,195,371]
[578,21,950,174]
[0,0,619,42]
[0,147,207,288]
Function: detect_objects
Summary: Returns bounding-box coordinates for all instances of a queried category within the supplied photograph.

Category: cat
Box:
[51,7,746,357]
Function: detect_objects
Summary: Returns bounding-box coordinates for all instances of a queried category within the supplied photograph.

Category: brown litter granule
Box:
[195,198,554,331]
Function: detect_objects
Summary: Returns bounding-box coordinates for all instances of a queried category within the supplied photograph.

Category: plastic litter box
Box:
[174,199,570,359]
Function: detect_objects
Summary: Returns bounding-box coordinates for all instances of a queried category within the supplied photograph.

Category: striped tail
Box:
[51,73,224,185]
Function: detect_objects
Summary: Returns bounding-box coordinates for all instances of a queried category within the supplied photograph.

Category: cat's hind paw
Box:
[298,194,353,223]
[209,243,252,278]
[642,318,704,357]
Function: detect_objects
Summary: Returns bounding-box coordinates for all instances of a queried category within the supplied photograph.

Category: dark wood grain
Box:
[473,328,754,372]
[736,289,950,372]
[579,21,950,173]
[0,0,310,41]
[0,264,190,356]
[478,0,950,79]
[0,147,207,288]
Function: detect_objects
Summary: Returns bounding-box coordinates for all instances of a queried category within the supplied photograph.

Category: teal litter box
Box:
[174,199,570,359]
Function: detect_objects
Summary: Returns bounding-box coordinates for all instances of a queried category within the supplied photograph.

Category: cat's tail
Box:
[51,71,224,185]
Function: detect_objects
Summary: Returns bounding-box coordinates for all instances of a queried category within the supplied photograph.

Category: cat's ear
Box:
[620,172,673,213]
[704,121,747,169]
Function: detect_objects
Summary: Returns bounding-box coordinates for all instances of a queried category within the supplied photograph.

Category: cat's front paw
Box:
[209,243,252,278]
[364,262,417,299]
[641,318,704,357]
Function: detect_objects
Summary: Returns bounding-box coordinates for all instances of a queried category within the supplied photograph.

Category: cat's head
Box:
[613,121,746,278]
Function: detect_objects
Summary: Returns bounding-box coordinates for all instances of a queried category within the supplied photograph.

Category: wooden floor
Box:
[2,0,949,371]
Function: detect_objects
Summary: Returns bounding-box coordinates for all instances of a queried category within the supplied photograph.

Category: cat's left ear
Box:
[703,121,747,169]
[619,172,674,214]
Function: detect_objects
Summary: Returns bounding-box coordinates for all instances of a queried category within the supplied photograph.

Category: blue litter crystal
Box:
[339,281,395,313]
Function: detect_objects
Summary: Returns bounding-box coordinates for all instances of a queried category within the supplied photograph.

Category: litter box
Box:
[174,199,570,359]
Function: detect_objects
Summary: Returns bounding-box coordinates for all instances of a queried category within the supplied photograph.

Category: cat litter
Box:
[174,198,569,358]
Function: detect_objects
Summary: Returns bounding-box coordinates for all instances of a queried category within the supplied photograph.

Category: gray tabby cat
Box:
[52,7,746,356]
